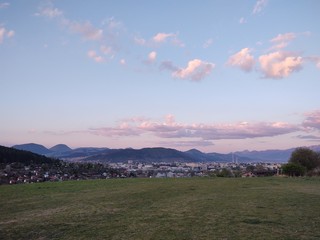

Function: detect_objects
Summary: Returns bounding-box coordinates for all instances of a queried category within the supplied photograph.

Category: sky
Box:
[1,0,320,153]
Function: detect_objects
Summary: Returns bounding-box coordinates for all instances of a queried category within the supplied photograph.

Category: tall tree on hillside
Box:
[289,147,320,172]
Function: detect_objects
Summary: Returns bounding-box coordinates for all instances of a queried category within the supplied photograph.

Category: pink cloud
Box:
[92,115,299,141]
[0,26,14,44]
[67,21,103,41]
[36,3,103,42]
[158,140,214,148]
[304,56,320,69]
[120,59,126,65]
[303,110,320,130]
[153,32,175,43]
[142,120,299,140]
[259,51,303,79]
[271,32,296,43]
[252,0,268,14]
[270,32,296,50]
[148,51,157,62]
[135,32,184,47]
[227,48,255,72]
[172,59,215,81]
[100,45,113,55]
[0,27,5,43]
[90,123,142,137]
[87,50,104,63]
[77,111,320,144]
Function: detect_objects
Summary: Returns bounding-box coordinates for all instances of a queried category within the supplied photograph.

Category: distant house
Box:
[242,172,255,177]
[155,172,166,178]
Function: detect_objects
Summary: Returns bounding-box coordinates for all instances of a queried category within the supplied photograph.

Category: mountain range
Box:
[11,143,320,163]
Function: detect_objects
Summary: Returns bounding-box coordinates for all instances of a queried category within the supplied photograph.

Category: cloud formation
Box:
[259,51,303,79]
[87,50,104,63]
[158,140,214,148]
[303,110,320,130]
[252,0,268,14]
[270,32,296,50]
[227,48,255,72]
[36,2,122,62]
[66,21,103,41]
[90,114,300,141]
[169,59,215,81]
[153,32,175,43]
[90,122,142,137]
[134,32,184,47]
[296,135,320,141]
[0,26,14,44]
[148,51,157,62]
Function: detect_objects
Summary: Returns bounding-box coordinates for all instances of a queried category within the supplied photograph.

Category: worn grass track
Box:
[1,177,320,239]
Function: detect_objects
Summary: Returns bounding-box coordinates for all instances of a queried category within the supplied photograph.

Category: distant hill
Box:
[50,144,72,153]
[12,143,51,155]
[48,147,110,159]
[0,145,59,165]
[86,147,195,163]
[234,145,320,162]
[10,142,320,163]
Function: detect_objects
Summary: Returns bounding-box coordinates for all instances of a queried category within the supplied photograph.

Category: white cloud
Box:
[120,59,126,65]
[172,59,215,81]
[148,51,157,62]
[227,48,255,72]
[0,26,14,44]
[253,0,268,14]
[259,51,303,79]
[87,50,104,63]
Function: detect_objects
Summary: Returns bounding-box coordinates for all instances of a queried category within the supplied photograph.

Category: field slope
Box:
[1,177,320,239]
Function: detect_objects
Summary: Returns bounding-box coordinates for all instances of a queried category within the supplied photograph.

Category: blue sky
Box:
[1,0,320,153]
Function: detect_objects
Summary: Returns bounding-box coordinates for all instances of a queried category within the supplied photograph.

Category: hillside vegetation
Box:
[0,177,319,239]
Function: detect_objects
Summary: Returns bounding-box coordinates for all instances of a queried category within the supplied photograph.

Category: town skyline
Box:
[1,0,320,153]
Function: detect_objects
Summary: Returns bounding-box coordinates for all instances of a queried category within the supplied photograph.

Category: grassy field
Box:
[0,177,320,240]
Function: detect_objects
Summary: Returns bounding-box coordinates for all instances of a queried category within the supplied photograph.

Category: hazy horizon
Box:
[1,0,319,153]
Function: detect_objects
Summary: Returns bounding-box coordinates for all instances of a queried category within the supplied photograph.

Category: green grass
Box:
[1,177,320,239]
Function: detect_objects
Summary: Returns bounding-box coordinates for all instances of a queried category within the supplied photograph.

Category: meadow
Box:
[0,177,320,240]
